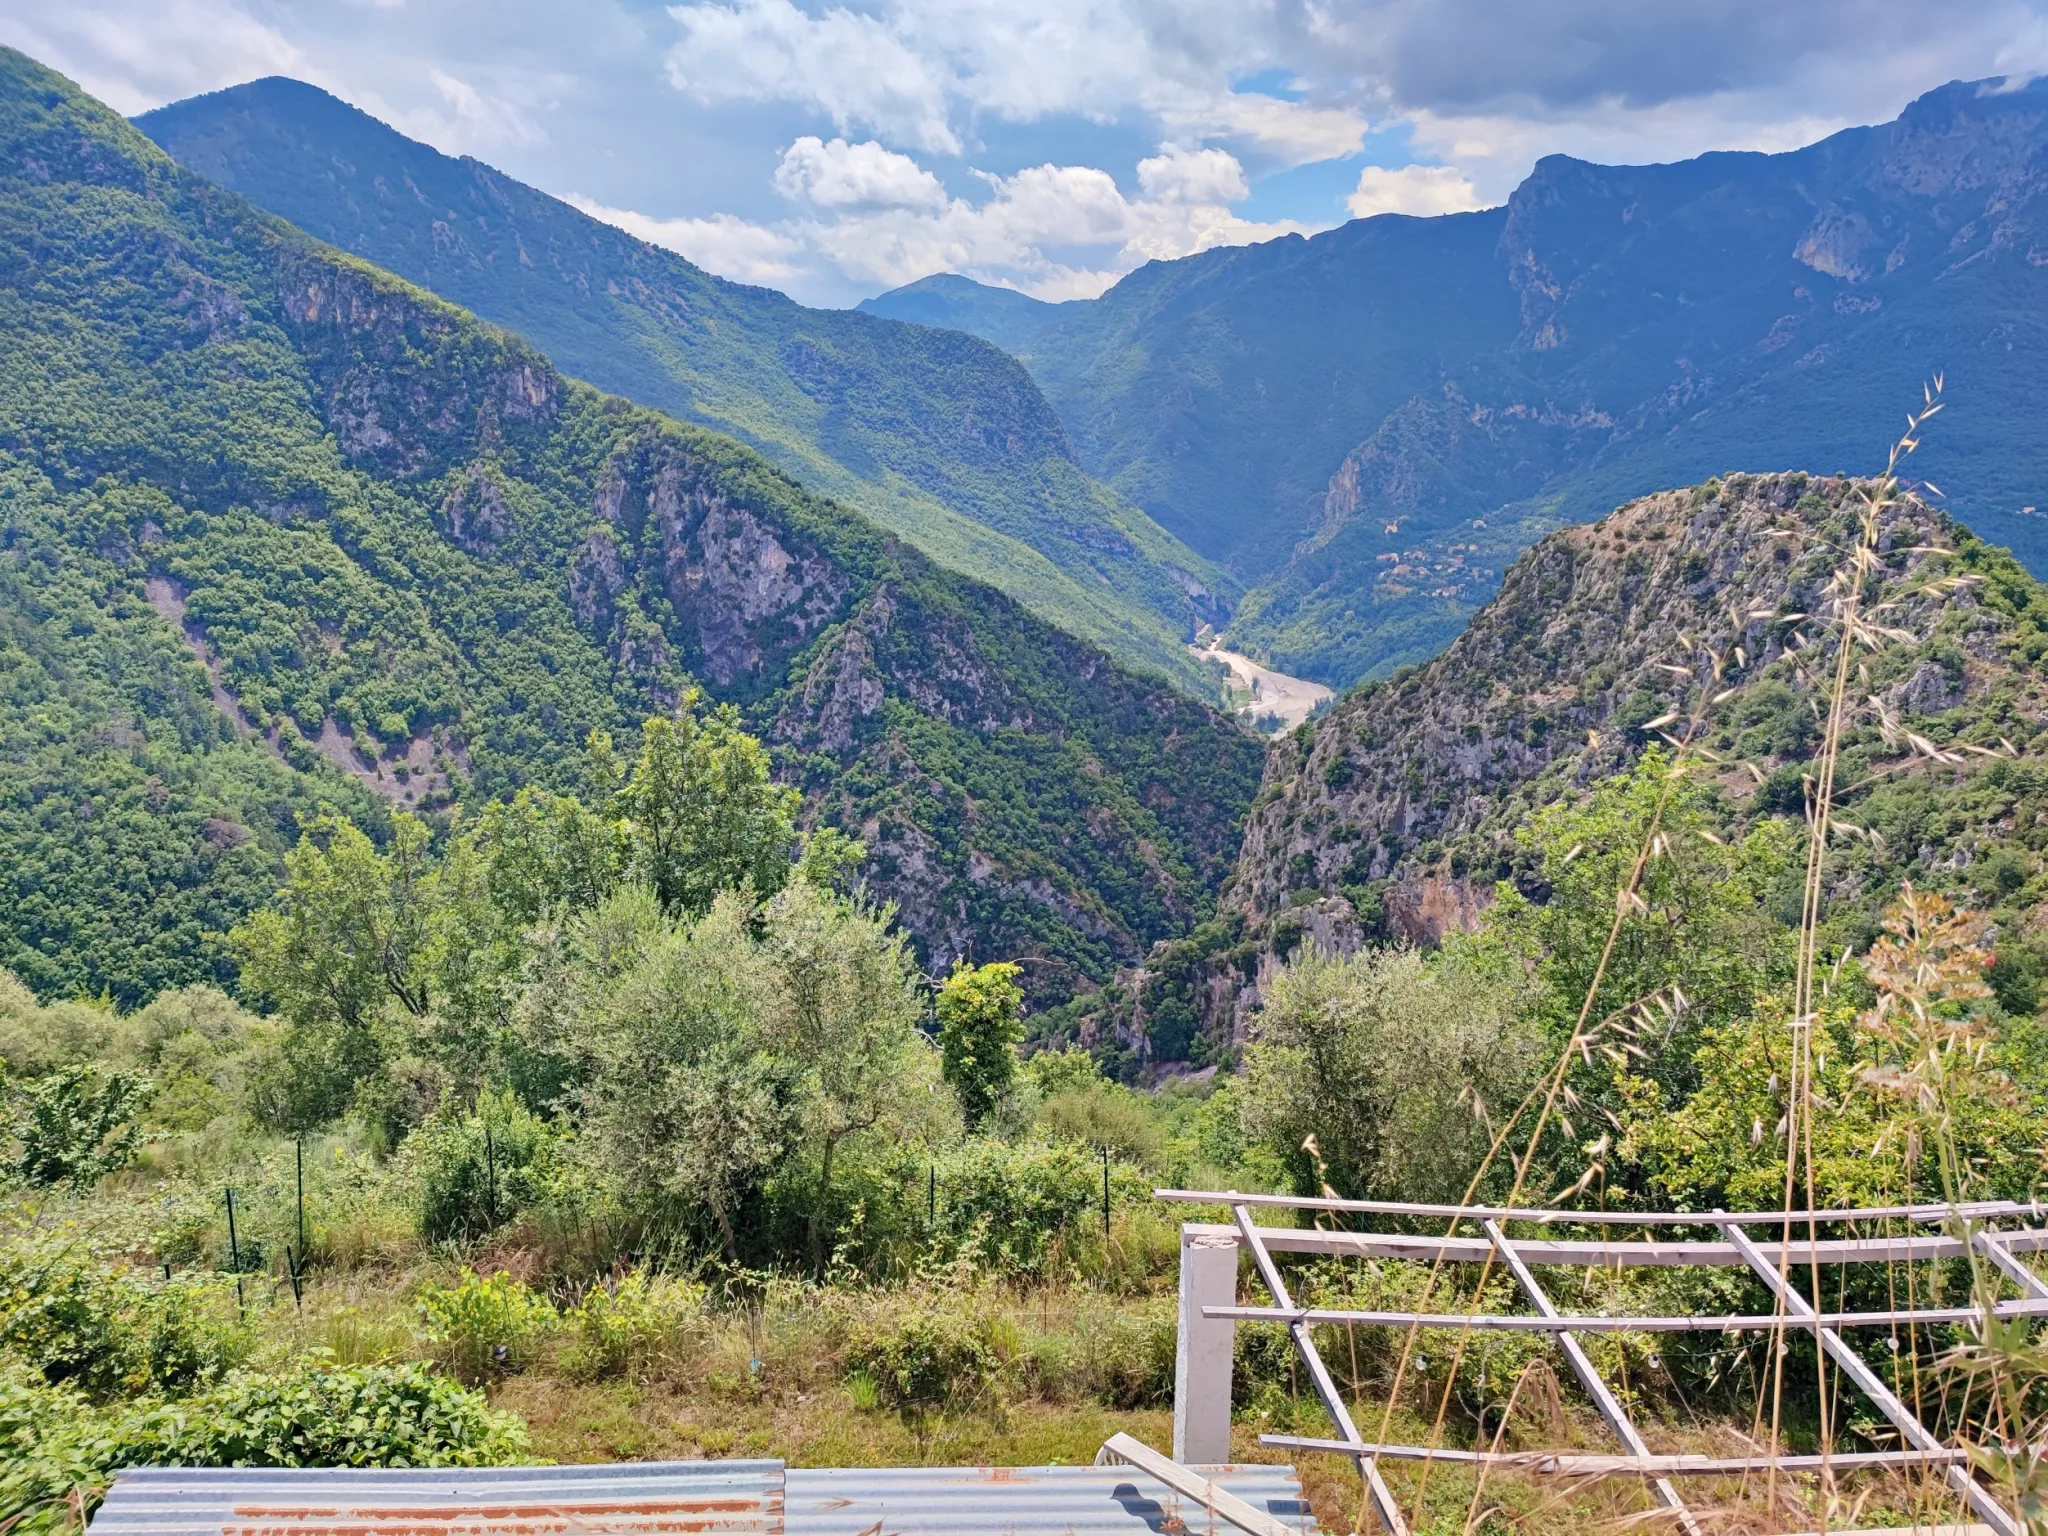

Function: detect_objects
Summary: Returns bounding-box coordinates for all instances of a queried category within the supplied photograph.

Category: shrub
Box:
[559,1270,703,1383]
[1037,1083,1162,1166]
[12,1066,153,1188]
[0,1363,129,1536]
[930,1139,1148,1277]
[846,1300,1002,1413]
[414,1269,555,1384]
[139,1358,530,1467]
[401,1090,569,1242]
[0,1226,246,1397]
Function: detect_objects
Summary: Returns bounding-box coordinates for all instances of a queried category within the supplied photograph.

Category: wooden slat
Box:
[1258,1435,1968,1476]
[1156,1190,2042,1227]
[1718,1218,2021,1536]
[1093,1435,1301,1536]
[1483,1218,1701,1535]
[1974,1230,2048,1301]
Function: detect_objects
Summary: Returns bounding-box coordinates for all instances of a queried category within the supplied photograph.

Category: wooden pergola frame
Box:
[1160,1190,2048,1536]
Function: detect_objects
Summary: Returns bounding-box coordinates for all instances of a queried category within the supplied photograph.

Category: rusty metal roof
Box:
[89,1461,785,1536]
[91,1461,1315,1536]
[784,1463,1316,1536]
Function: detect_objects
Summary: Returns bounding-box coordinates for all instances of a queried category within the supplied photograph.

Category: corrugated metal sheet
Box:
[784,1464,1317,1536]
[91,1460,1315,1536]
[90,1461,784,1536]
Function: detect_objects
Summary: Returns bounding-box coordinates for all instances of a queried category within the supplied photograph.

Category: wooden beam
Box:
[1258,1434,1969,1477]
[1483,1217,1701,1535]
[1207,1299,2048,1332]
[1157,1189,2042,1228]
[1974,1229,2048,1301]
[1095,1433,1305,1536]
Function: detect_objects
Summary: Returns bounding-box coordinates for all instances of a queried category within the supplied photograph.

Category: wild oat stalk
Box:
[1858,887,2036,1530]
[1369,628,1747,1530]
[1759,380,1956,1522]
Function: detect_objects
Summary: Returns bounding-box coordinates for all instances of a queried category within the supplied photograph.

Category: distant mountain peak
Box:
[857,273,1070,354]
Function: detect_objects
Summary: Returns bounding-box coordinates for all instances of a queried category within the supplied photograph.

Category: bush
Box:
[414,1269,555,1384]
[0,1227,246,1398]
[930,1138,1148,1277]
[401,1090,570,1242]
[140,1358,530,1467]
[559,1270,703,1383]
[846,1300,1003,1413]
[0,1362,129,1536]
[12,1065,153,1188]
[1037,1083,1162,1166]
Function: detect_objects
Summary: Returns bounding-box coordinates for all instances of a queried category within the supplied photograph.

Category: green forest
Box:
[0,47,1261,1009]
[133,77,1235,699]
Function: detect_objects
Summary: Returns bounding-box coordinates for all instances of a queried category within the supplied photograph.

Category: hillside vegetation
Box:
[1113,470,2047,1057]
[134,79,1233,697]
[0,48,1262,1008]
[870,78,2048,687]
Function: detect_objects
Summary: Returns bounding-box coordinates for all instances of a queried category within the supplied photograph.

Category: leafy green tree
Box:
[1480,753,1799,1095]
[12,1065,153,1188]
[765,879,933,1273]
[1242,945,1540,1202]
[472,782,623,927]
[619,696,800,917]
[575,891,797,1264]
[234,812,438,1032]
[936,960,1025,1127]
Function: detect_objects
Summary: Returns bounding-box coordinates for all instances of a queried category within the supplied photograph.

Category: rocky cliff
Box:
[1107,470,2048,1060]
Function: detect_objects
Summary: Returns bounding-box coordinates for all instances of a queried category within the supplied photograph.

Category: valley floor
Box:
[1192,643,1333,733]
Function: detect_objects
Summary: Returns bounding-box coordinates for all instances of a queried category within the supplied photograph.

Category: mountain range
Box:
[133,78,1232,700]
[0,49,1262,1009]
[866,78,2048,687]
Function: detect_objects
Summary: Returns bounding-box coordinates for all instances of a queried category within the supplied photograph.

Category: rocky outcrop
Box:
[279,252,561,479]
[1133,469,2048,1057]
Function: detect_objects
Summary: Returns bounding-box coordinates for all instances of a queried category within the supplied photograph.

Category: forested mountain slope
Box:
[871,78,2048,688]
[134,79,1231,697]
[1111,470,2048,1059]
[855,273,1071,355]
[0,49,1263,1009]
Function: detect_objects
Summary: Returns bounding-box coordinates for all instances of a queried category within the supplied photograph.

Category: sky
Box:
[6,1,2048,307]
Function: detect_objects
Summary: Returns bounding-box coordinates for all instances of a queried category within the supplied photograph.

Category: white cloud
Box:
[1346,163,1487,219]
[565,195,809,284]
[660,0,1370,170]
[666,0,959,154]
[576,138,1306,301]
[0,0,308,113]
[773,136,947,211]
[1136,144,1247,204]
[788,142,1306,298]
[386,67,544,154]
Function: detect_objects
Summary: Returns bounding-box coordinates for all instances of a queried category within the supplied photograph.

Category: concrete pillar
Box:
[1173,1226,1239,1464]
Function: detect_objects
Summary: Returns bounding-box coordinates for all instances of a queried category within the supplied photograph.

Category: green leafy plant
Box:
[845,1300,1003,1415]
[558,1270,703,1383]
[12,1066,153,1188]
[936,960,1024,1126]
[140,1357,530,1467]
[402,1090,570,1242]
[413,1269,555,1385]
